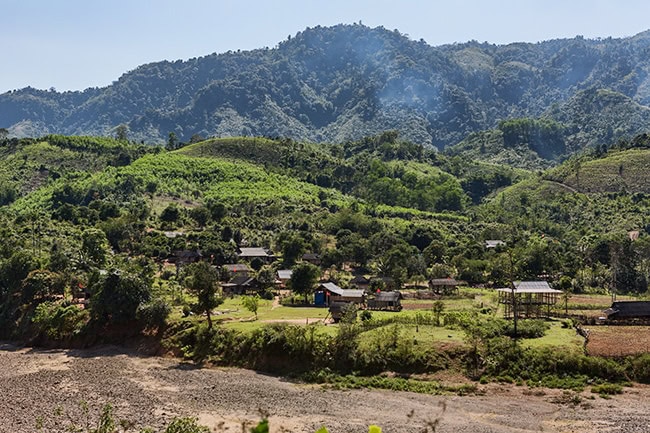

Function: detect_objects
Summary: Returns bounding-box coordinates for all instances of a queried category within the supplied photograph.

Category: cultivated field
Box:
[586,326,650,357]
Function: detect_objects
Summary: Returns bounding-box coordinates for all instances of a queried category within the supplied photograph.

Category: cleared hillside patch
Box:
[562,149,650,193]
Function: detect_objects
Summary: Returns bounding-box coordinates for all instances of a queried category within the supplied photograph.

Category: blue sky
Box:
[3,0,650,93]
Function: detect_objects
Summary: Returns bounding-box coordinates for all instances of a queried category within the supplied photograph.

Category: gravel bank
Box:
[0,343,648,432]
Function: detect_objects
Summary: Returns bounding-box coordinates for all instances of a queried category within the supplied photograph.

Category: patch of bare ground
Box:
[586,325,650,357]
[2,343,650,432]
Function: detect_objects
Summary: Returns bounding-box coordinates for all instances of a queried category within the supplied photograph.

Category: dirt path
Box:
[1,343,649,432]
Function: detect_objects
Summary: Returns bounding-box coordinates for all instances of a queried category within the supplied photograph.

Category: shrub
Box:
[32,301,89,341]
[591,383,623,395]
[627,353,650,383]
[505,319,549,339]
[164,417,210,433]
[136,299,171,330]
[360,310,373,322]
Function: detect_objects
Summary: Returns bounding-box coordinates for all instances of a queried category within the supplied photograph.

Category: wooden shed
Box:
[603,301,650,323]
[349,275,370,290]
[429,278,460,295]
[367,291,403,311]
[497,281,562,319]
[222,275,259,295]
[238,247,275,263]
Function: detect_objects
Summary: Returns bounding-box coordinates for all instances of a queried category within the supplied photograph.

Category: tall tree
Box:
[290,263,320,302]
[184,261,222,329]
[167,132,179,150]
[115,124,129,141]
[90,270,152,324]
[81,228,110,268]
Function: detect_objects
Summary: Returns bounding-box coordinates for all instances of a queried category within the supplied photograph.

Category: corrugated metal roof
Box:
[497,281,562,294]
[607,301,650,318]
[350,275,370,284]
[320,282,343,295]
[320,282,365,298]
[238,247,271,257]
[338,289,365,298]
[277,270,293,280]
[375,291,401,301]
[429,278,459,286]
[229,275,255,286]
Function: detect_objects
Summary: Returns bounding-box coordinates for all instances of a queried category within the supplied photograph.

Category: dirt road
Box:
[1,343,648,432]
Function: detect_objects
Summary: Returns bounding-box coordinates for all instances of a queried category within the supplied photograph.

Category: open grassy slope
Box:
[558,148,650,194]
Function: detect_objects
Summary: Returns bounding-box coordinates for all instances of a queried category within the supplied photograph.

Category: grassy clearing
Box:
[521,320,584,351]
[357,324,465,347]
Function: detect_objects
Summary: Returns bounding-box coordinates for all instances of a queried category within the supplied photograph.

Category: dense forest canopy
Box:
[3,25,650,154]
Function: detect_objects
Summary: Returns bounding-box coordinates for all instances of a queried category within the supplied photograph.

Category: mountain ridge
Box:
[3,24,650,149]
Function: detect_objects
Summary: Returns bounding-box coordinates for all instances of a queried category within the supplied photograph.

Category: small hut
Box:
[367,291,403,311]
[429,278,460,295]
[222,263,252,278]
[221,275,259,295]
[238,247,275,263]
[316,282,365,306]
[276,269,293,288]
[349,275,370,290]
[603,301,650,323]
[497,281,562,319]
[170,249,203,265]
[302,253,322,266]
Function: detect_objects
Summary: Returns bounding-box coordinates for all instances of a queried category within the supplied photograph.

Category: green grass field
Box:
[208,288,592,352]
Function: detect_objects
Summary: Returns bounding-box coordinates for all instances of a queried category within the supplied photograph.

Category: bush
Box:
[505,319,549,339]
[32,302,88,341]
[591,383,623,395]
[360,310,373,322]
[136,299,171,330]
[627,353,650,383]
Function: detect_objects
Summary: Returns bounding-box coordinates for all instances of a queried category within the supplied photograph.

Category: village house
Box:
[221,263,252,278]
[603,301,650,323]
[349,275,370,290]
[315,282,365,306]
[429,278,461,295]
[302,253,321,266]
[237,247,275,263]
[367,291,403,311]
[170,249,203,266]
[222,275,260,295]
[276,269,293,288]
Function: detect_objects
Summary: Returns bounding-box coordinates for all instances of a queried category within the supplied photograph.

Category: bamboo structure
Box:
[497,281,562,319]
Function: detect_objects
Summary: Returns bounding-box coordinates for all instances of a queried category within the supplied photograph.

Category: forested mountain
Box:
[3,24,650,151]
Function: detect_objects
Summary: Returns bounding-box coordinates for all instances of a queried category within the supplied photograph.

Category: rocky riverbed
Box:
[1,343,648,432]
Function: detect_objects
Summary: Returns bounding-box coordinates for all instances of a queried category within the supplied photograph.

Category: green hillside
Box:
[552,148,650,194]
[4,25,650,153]
[3,132,650,394]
